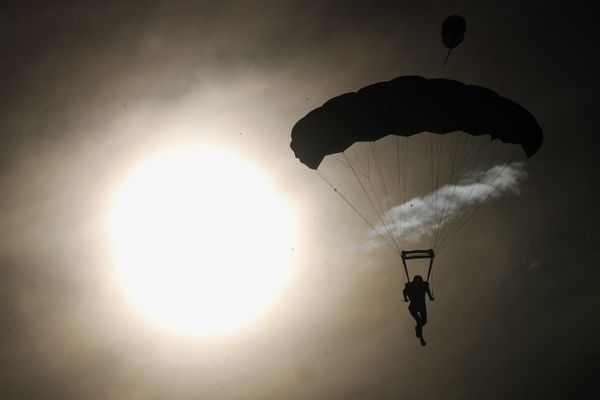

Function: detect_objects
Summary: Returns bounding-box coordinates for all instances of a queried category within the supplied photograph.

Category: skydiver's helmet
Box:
[413,275,424,283]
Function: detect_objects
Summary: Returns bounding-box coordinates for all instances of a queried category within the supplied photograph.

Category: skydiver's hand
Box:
[430,296,435,301]
[404,298,409,302]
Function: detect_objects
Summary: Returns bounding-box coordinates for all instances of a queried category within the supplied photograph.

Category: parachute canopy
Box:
[290,75,543,170]
[441,15,466,49]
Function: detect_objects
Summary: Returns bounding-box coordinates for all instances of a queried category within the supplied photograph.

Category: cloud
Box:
[368,162,527,246]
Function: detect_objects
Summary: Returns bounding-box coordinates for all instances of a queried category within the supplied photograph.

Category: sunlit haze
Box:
[106,146,297,335]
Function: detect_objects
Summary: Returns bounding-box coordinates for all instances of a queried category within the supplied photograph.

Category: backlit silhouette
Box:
[403,275,434,346]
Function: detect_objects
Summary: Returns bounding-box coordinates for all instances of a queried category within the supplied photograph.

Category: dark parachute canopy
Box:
[441,15,466,49]
[290,75,543,169]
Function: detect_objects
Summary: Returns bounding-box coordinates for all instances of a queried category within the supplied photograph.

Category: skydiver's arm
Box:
[426,284,434,301]
[403,286,409,302]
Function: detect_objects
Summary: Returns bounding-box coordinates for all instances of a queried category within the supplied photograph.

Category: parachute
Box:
[441,15,466,49]
[291,76,542,170]
[290,15,542,285]
[440,15,466,72]
[290,76,543,281]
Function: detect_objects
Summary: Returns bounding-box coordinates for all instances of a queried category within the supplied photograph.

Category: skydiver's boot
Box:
[415,324,422,338]
[420,335,426,346]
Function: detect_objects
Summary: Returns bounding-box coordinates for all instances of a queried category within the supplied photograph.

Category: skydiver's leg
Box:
[409,304,423,338]
[418,308,427,345]
[419,307,428,327]
[408,305,421,325]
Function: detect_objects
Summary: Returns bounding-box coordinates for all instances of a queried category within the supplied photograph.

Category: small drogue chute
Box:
[441,15,466,71]
[441,15,466,49]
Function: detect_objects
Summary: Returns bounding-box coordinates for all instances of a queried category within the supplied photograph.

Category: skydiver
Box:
[403,275,434,346]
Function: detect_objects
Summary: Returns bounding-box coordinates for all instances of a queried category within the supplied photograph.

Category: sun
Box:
[106,146,297,335]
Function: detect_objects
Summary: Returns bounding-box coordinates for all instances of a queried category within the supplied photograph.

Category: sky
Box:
[1,0,599,398]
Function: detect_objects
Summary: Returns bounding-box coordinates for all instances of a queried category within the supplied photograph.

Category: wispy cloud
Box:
[368,162,527,246]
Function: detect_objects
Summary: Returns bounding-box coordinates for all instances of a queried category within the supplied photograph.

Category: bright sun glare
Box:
[106,146,297,335]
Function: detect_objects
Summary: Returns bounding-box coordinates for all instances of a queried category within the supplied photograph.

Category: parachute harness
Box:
[401,249,435,297]
[401,249,434,281]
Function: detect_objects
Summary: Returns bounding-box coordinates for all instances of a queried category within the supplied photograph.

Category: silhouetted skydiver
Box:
[403,275,434,346]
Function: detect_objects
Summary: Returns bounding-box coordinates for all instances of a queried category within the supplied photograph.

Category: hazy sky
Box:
[1,1,599,398]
